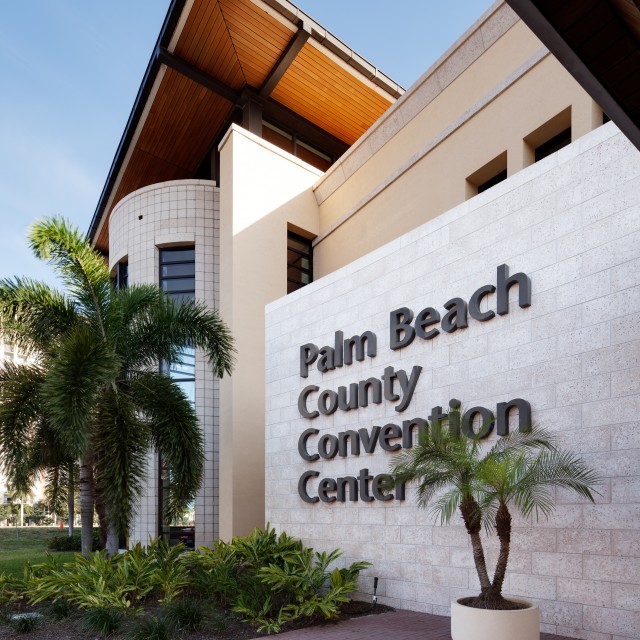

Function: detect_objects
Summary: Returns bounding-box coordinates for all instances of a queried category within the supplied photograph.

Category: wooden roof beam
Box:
[259,22,311,99]
[157,47,241,105]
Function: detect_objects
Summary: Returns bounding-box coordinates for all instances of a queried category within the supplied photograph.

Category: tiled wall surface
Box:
[109,179,220,548]
[265,125,640,640]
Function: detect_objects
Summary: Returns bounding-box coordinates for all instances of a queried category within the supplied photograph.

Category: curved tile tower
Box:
[109,179,220,547]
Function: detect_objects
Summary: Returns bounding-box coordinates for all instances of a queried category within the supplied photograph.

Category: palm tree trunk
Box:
[94,487,108,548]
[106,522,119,557]
[460,497,491,591]
[492,501,512,596]
[79,458,94,556]
[67,463,75,537]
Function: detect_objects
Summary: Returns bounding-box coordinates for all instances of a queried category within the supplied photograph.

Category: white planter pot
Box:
[451,598,540,640]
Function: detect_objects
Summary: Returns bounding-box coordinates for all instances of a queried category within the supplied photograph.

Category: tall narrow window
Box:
[287,231,313,294]
[115,261,128,290]
[160,248,195,304]
[159,247,196,546]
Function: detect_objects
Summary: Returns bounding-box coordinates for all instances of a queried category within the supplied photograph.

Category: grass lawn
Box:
[0,526,76,576]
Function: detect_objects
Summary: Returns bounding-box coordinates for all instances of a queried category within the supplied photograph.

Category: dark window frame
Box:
[159,248,196,298]
[534,127,571,162]
[115,261,128,290]
[263,118,333,171]
[158,246,197,545]
[287,231,313,294]
[477,169,508,194]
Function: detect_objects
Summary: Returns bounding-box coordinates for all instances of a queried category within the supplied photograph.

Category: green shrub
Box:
[28,551,135,611]
[20,527,370,635]
[161,598,203,631]
[46,598,72,620]
[126,616,173,640]
[146,538,189,603]
[11,614,40,633]
[27,539,188,611]
[47,530,103,552]
[0,603,11,623]
[184,525,370,634]
[210,611,229,633]
[182,539,238,605]
[0,567,32,609]
[81,607,123,636]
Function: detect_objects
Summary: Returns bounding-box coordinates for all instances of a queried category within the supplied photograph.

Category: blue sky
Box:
[0,0,493,285]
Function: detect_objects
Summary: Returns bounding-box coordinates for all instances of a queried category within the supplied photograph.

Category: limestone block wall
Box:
[109,179,220,548]
[265,124,640,640]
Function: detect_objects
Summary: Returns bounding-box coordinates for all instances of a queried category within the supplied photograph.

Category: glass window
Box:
[160,248,195,263]
[477,169,507,194]
[287,231,313,294]
[159,248,195,301]
[535,127,571,162]
[296,139,332,172]
[158,247,196,545]
[162,277,197,293]
[115,261,128,290]
[161,263,195,278]
[262,121,294,154]
[262,119,333,172]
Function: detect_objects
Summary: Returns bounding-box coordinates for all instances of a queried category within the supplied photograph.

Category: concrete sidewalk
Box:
[276,609,575,640]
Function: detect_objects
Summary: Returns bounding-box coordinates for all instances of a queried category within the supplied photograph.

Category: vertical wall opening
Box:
[465,151,508,199]
[158,246,197,548]
[287,229,314,294]
[523,107,572,166]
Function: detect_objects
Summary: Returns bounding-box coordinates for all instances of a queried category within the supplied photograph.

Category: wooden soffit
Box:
[90,0,401,253]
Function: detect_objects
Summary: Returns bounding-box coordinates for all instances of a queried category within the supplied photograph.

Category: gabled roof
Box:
[89,0,403,253]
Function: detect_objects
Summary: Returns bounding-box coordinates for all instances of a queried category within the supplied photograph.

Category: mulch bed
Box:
[0,600,393,639]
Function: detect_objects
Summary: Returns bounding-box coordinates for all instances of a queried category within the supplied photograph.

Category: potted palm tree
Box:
[390,415,600,640]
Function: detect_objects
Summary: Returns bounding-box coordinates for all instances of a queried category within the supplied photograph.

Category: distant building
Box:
[0,341,45,513]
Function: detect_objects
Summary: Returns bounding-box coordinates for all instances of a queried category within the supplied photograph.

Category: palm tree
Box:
[0,217,234,555]
[390,415,600,609]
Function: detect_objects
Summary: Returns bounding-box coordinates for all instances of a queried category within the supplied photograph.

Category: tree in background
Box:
[0,217,234,555]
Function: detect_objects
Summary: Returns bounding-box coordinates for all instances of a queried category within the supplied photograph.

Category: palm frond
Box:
[93,387,150,537]
[28,217,111,332]
[42,325,120,454]
[431,488,463,525]
[0,277,77,356]
[0,362,45,492]
[124,295,234,377]
[129,371,204,522]
[44,464,69,516]
[513,450,602,518]
[488,426,558,458]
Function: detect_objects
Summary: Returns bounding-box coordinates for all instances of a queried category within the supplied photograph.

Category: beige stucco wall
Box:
[108,179,220,548]
[312,3,604,276]
[217,125,321,539]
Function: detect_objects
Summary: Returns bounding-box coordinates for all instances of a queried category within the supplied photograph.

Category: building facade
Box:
[90,1,640,637]
[0,341,44,516]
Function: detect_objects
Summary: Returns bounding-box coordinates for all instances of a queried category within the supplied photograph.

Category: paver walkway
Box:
[276,609,575,640]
